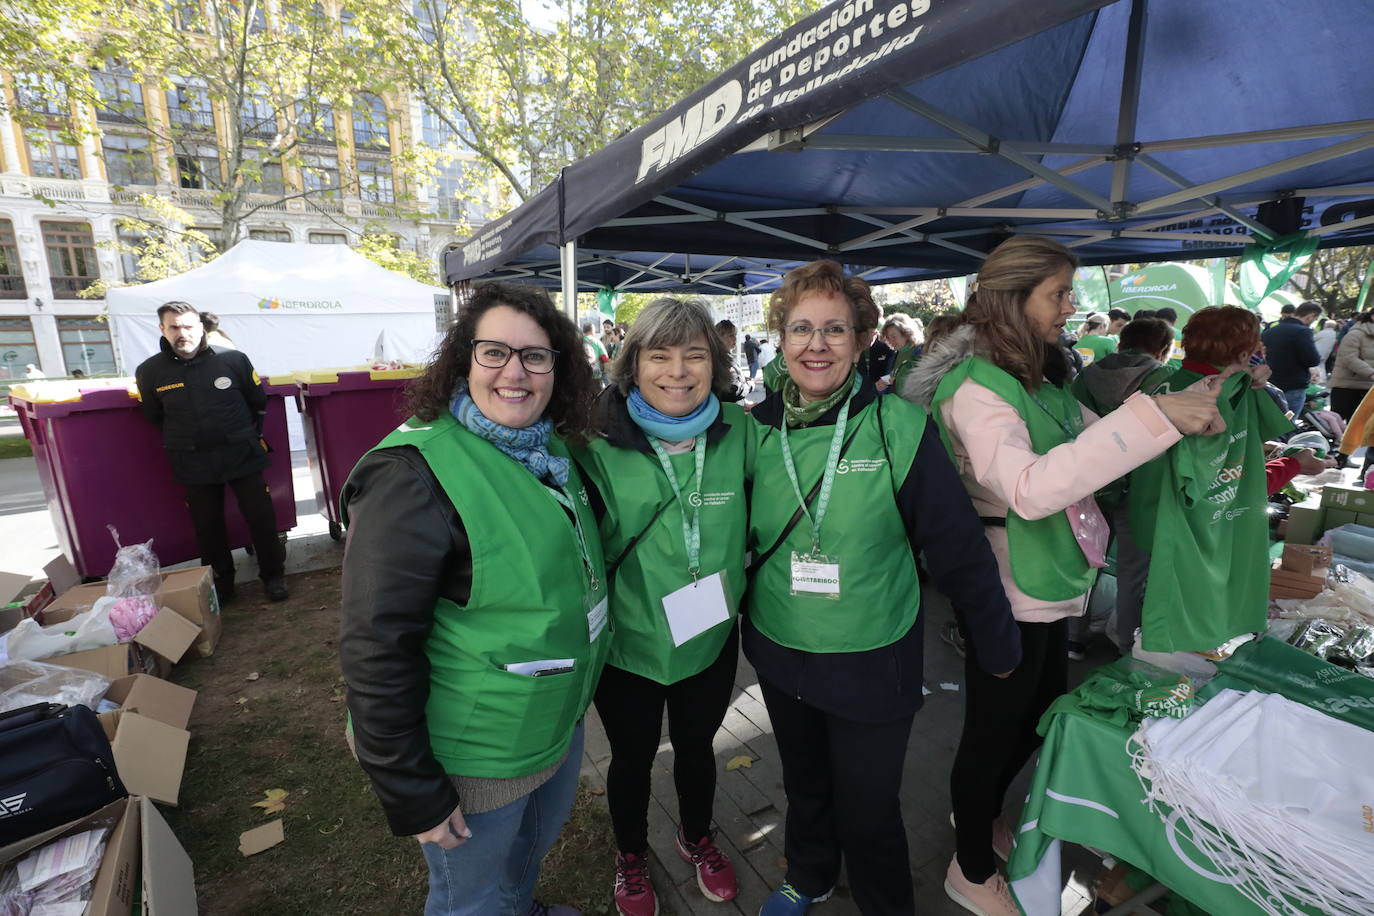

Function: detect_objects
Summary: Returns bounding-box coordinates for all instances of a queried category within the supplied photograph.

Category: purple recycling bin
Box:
[294,368,418,540]
[10,379,297,578]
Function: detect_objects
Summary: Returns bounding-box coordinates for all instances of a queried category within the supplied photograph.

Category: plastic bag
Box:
[104,527,160,599]
[5,605,117,663]
[0,660,111,713]
[106,595,157,642]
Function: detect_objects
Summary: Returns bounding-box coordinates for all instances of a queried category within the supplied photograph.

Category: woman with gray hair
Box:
[574,297,747,916]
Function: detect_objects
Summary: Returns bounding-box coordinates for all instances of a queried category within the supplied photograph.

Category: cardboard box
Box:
[1284,499,1324,545]
[37,605,201,680]
[1280,544,1332,577]
[1320,484,1374,513]
[1323,507,1360,532]
[105,674,197,730]
[99,710,190,805]
[0,797,197,914]
[40,566,220,659]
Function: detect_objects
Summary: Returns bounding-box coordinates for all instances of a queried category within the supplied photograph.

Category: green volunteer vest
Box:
[930,357,1098,602]
[746,395,923,652]
[574,403,747,685]
[348,413,610,779]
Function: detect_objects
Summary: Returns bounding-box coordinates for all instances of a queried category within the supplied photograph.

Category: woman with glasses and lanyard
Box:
[339,282,608,916]
[573,297,747,916]
[747,260,1022,916]
[905,236,1222,916]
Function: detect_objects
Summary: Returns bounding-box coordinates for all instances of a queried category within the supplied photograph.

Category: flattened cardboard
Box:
[42,554,80,596]
[105,674,198,730]
[238,819,285,856]
[140,796,198,914]
[99,710,190,806]
[0,570,30,606]
[133,606,201,665]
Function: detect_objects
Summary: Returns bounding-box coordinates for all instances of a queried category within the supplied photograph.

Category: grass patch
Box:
[0,437,32,460]
[163,567,618,915]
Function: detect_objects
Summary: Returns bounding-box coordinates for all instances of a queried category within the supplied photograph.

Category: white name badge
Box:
[587,595,609,643]
[661,571,731,648]
[790,551,841,599]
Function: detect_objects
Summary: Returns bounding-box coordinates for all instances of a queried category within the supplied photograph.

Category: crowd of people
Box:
[336,236,1346,916]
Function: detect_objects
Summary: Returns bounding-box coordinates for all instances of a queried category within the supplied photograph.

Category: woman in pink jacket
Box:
[904,235,1222,916]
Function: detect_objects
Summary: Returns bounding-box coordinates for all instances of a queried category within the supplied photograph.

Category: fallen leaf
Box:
[725,755,754,771]
[318,817,343,835]
[588,785,606,796]
[251,788,289,815]
[245,671,260,681]
[329,695,343,703]
[235,697,249,706]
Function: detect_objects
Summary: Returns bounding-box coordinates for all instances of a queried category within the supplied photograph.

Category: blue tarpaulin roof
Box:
[446,0,1374,290]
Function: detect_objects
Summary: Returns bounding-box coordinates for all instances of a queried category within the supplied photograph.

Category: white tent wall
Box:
[105,241,445,450]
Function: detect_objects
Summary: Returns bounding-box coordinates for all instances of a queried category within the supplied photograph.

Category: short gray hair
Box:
[609,297,732,396]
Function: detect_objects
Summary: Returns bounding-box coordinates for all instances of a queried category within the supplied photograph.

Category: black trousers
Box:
[183,470,285,582]
[949,617,1068,884]
[759,678,916,915]
[593,625,739,854]
[1330,386,1367,423]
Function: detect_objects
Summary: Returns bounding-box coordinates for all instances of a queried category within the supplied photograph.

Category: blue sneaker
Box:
[759,882,833,915]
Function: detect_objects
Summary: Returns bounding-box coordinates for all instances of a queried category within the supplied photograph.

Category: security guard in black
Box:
[134,303,287,601]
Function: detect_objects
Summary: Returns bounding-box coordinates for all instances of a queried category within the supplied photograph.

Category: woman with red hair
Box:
[1127,306,1297,653]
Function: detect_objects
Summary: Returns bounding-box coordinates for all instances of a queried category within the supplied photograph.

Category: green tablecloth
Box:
[1008,638,1364,916]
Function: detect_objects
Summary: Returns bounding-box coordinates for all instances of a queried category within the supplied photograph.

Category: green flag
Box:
[1237,233,1318,308]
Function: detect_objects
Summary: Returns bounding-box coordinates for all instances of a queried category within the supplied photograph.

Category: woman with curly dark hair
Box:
[339,281,606,916]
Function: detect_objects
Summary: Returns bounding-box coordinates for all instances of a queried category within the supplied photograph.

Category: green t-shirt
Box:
[1128,369,1293,652]
[1073,334,1116,367]
[584,336,608,379]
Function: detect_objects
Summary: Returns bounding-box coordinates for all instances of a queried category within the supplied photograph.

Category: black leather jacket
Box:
[134,339,269,485]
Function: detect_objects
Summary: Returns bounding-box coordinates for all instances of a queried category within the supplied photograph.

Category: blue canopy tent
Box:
[446,0,1374,302]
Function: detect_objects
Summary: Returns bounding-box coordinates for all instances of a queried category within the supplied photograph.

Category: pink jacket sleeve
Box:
[941,380,1182,521]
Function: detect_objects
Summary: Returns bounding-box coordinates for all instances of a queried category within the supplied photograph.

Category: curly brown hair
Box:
[404,282,596,443]
[1181,306,1261,366]
[767,260,880,337]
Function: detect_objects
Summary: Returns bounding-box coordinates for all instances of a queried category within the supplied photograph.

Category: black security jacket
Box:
[134,339,269,485]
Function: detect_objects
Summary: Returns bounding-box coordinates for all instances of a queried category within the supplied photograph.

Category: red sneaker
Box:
[613,852,658,916]
[675,828,738,902]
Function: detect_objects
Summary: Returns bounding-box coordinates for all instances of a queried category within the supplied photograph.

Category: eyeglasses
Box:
[470,340,560,374]
[784,322,854,343]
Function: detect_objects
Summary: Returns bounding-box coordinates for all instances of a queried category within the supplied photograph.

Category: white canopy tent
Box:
[106,240,446,377]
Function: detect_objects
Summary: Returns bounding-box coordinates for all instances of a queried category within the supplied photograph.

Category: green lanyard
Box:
[779,374,860,555]
[1030,389,1083,441]
[549,485,600,595]
[648,435,707,580]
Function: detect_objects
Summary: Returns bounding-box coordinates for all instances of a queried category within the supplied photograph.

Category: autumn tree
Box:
[355,0,825,207]
[1294,245,1374,316]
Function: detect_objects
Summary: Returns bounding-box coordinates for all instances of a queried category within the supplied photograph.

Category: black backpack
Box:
[0,702,128,847]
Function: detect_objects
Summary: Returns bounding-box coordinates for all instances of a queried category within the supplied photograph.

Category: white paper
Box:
[790,558,840,596]
[503,659,574,676]
[661,572,730,648]
[587,596,608,643]
[940,682,960,692]
[16,828,106,892]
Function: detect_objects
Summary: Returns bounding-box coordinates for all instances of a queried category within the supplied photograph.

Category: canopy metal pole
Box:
[1134,154,1275,239]
[1110,0,1148,207]
[560,241,577,320]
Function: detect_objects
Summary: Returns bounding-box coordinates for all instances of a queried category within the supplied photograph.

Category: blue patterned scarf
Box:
[626,388,720,441]
[449,388,569,487]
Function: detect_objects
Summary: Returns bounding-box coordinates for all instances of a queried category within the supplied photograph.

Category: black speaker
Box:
[1256,197,1307,237]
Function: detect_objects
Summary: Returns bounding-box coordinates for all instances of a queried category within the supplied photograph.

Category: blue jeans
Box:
[1283,387,1307,416]
[420,725,584,916]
